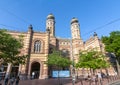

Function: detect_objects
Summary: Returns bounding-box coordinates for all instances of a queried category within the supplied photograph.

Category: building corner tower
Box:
[46,14,55,37]
[70,18,84,63]
[71,17,81,39]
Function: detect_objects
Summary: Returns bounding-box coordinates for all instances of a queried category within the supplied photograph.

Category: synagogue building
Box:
[6,14,115,79]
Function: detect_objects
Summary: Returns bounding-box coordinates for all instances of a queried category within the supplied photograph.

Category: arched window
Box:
[34,40,41,53]
[62,49,69,57]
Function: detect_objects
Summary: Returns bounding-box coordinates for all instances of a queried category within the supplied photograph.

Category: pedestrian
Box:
[15,76,20,85]
[32,72,35,79]
[87,75,91,85]
[97,72,102,85]
[92,74,96,85]
[4,77,9,85]
[101,72,105,78]
[9,76,15,85]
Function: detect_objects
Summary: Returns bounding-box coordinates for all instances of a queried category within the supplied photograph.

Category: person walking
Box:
[97,72,102,85]
[9,77,15,85]
[9,74,15,85]
[92,74,96,85]
[4,77,9,85]
[32,72,35,79]
[15,76,20,85]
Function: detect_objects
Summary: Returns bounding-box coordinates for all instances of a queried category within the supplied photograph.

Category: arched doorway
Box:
[31,62,40,79]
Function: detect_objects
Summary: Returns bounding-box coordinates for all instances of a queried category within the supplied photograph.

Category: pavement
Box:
[18,78,109,85]
[0,77,120,85]
[107,80,120,85]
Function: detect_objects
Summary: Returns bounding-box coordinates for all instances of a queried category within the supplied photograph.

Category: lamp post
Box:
[70,38,75,85]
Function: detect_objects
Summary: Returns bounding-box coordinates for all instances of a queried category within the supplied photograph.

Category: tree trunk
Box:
[76,69,78,79]
[0,59,3,67]
[82,68,84,76]
[93,69,95,74]
[5,63,12,78]
[87,68,89,75]
[90,68,92,75]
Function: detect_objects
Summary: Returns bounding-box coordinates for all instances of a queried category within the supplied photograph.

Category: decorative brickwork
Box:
[7,14,115,79]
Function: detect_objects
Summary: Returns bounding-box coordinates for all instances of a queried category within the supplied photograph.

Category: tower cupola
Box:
[71,17,78,24]
[47,14,55,19]
[70,17,81,39]
[46,13,55,37]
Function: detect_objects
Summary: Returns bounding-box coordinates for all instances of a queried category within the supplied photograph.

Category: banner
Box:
[52,70,70,78]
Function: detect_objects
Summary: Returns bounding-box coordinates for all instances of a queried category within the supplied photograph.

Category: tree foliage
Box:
[46,49,71,69]
[0,29,28,65]
[46,50,71,85]
[76,50,109,70]
[102,31,120,58]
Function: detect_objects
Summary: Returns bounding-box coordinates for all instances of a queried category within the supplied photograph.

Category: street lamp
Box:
[70,38,76,85]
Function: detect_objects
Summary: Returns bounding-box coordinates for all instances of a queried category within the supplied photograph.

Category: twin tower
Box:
[46,14,81,39]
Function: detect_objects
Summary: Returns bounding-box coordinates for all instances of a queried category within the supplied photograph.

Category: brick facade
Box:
[7,14,115,79]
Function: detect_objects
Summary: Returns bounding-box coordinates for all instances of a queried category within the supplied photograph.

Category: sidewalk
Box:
[107,79,120,85]
[18,77,115,85]
[64,78,108,85]
[0,76,120,85]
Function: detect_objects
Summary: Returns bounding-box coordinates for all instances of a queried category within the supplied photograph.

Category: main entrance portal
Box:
[31,62,40,79]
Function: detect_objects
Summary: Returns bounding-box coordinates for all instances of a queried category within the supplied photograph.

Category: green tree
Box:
[76,50,109,74]
[47,49,71,70]
[46,49,71,85]
[0,29,28,66]
[102,31,120,61]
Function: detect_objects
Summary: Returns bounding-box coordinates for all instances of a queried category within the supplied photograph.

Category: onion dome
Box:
[47,13,55,19]
[71,17,78,24]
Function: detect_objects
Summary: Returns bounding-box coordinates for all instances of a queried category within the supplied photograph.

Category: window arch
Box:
[34,40,41,53]
[62,49,69,57]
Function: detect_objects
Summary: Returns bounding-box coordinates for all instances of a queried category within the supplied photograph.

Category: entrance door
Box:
[31,62,40,79]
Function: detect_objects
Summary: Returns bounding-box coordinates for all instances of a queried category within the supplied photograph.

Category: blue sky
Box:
[0,0,120,41]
